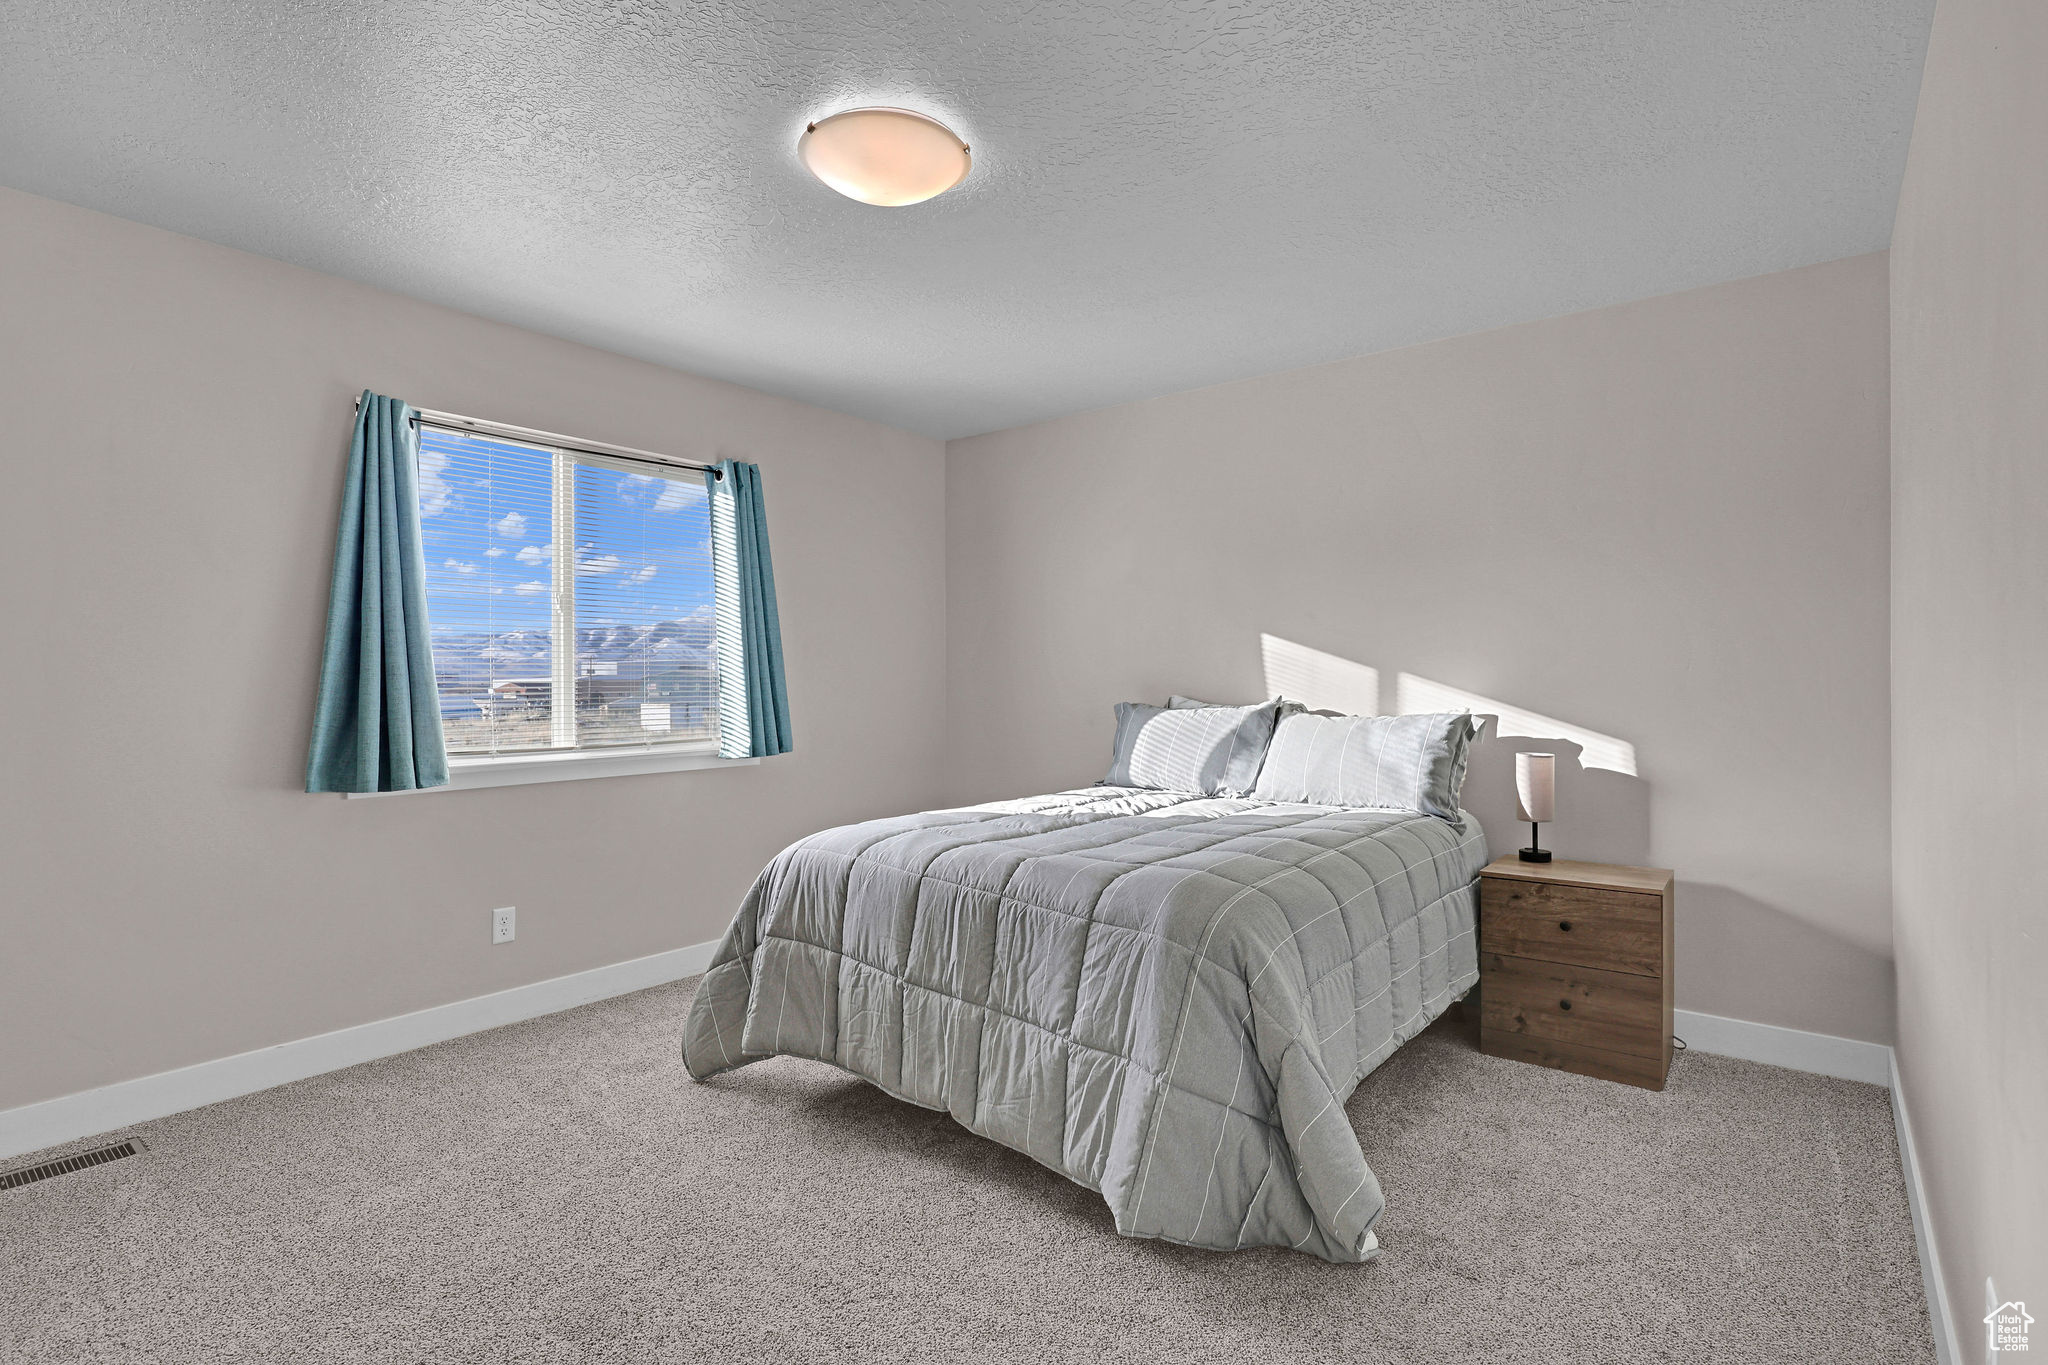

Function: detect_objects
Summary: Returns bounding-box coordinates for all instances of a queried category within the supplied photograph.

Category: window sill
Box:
[342,745,758,797]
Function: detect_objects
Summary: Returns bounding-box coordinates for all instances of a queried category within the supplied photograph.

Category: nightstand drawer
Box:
[1478,952,1664,1059]
[1481,877,1663,976]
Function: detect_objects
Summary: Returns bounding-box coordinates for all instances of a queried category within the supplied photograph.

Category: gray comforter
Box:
[681,786,1487,1262]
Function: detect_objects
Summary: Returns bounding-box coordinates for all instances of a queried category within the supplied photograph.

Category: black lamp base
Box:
[1518,847,1552,863]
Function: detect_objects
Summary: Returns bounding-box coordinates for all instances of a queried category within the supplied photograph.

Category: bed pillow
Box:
[1103,700,1285,797]
[1251,710,1477,819]
[1166,695,1304,790]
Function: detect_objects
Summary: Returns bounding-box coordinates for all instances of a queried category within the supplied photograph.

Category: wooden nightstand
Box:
[1477,856,1675,1090]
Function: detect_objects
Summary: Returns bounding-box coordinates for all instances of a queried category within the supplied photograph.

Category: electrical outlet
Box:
[492,906,516,944]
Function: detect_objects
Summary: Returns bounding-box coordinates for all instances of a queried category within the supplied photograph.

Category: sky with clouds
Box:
[417,429,714,641]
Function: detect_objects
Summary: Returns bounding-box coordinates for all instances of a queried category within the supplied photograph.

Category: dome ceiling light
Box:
[797,107,971,207]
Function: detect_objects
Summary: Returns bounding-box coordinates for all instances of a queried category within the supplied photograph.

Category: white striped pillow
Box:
[1103,700,1285,797]
[1250,711,1477,818]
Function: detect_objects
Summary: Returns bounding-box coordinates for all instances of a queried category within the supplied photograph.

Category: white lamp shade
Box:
[1515,753,1556,824]
[798,108,971,206]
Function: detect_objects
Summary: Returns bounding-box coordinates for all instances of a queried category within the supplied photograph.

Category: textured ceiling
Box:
[0,1,1931,439]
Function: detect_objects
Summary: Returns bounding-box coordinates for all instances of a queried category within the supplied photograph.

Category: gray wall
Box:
[0,185,1917,1123]
[0,189,949,1112]
[1891,0,2048,1331]
[948,254,1896,1043]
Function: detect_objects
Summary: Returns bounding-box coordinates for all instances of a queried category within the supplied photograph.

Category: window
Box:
[416,428,719,758]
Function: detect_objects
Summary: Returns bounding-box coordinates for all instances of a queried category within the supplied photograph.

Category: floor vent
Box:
[1,1140,142,1191]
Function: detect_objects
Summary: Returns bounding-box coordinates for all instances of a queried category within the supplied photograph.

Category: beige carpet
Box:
[1,979,1932,1364]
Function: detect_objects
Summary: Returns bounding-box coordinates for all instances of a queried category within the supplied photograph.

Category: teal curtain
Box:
[305,392,450,792]
[708,460,793,758]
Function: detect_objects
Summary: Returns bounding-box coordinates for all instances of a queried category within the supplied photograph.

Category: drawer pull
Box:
[1558,921,1572,932]
[1558,1000,1572,1011]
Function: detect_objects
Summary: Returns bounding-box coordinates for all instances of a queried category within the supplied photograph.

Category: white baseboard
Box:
[0,938,721,1163]
[1674,1008,1894,1086]
[1890,1056,1963,1365]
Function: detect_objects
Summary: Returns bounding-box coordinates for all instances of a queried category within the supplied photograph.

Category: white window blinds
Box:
[415,427,719,756]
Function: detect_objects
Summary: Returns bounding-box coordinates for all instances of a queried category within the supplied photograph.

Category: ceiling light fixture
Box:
[797,107,971,207]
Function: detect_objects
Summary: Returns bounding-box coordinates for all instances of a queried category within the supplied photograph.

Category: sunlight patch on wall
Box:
[1260,635,1380,716]
[1395,672,1638,776]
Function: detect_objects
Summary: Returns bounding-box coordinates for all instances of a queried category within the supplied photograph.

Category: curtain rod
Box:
[353,398,722,479]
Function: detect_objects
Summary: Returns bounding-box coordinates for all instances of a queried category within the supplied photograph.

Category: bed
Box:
[680,782,1488,1263]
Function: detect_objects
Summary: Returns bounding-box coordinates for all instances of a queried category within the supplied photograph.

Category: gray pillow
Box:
[1166,696,1303,791]
[1250,710,1477,819]
[1104,700,1285,797]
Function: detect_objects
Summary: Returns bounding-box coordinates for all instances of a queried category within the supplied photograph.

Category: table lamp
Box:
[1516,753,1555,863]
